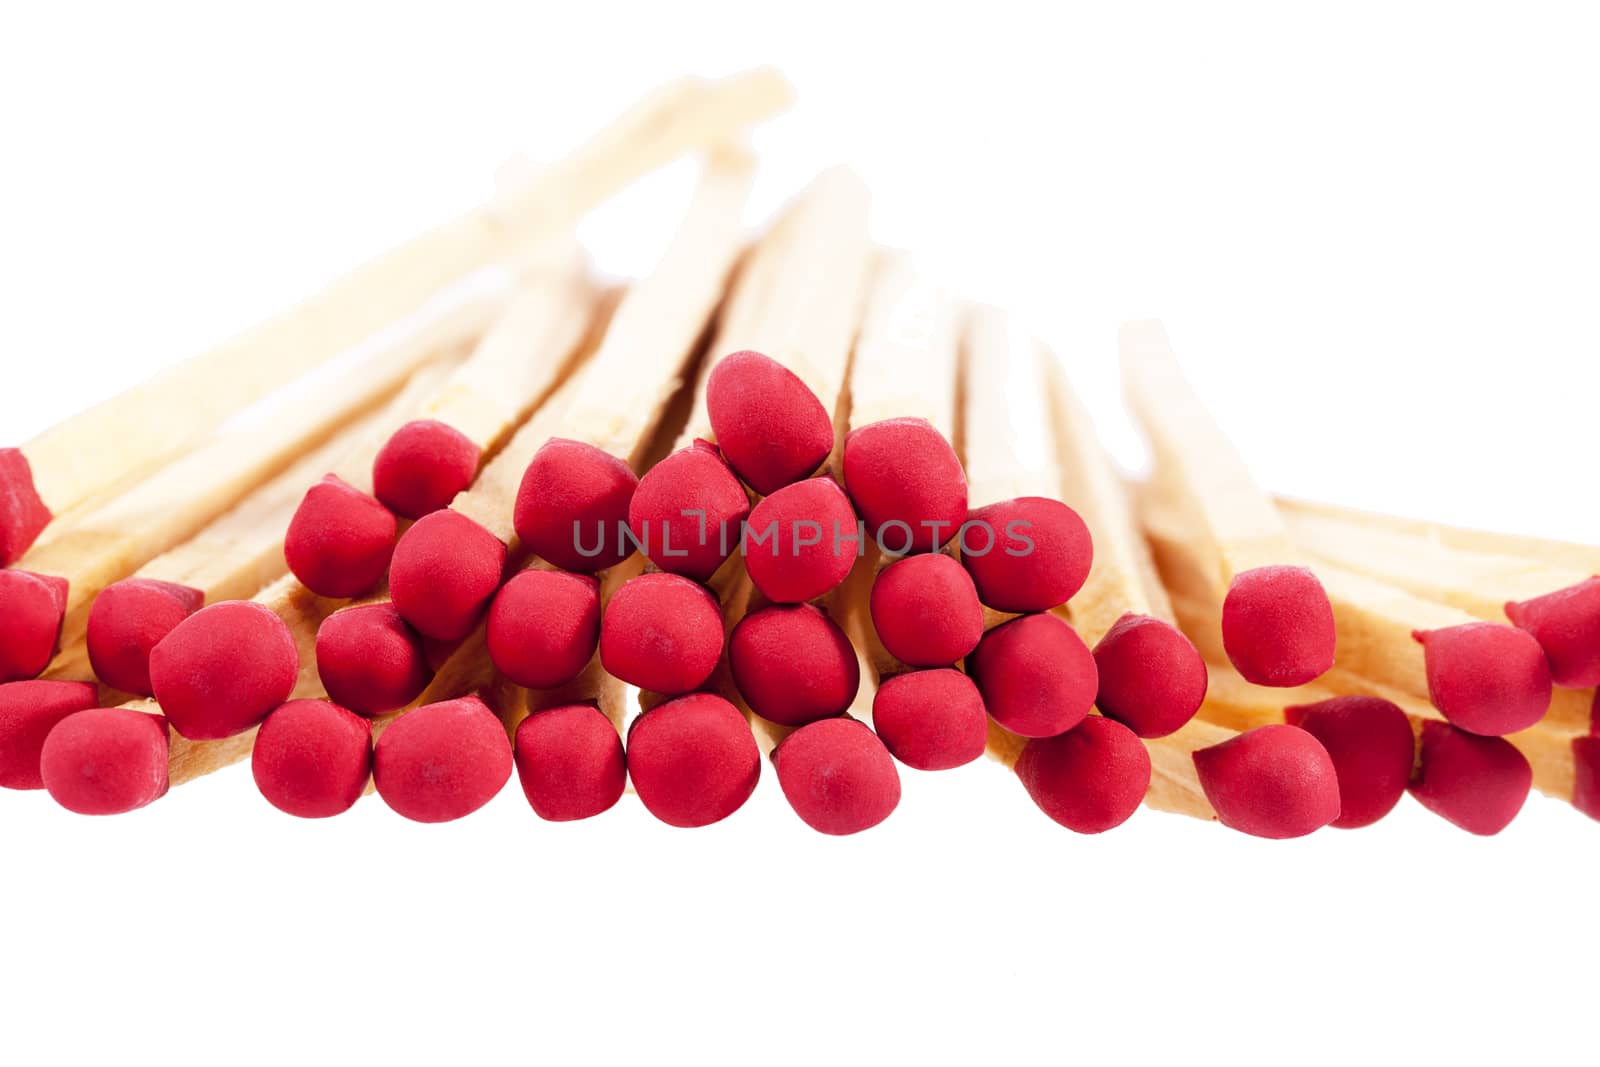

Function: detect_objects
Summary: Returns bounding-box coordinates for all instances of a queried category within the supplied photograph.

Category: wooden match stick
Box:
[0,68,794,567]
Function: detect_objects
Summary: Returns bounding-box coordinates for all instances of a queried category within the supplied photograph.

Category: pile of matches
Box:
[2,70,1597,838]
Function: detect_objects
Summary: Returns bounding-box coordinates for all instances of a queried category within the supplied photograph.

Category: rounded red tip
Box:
[1192,723,1341,839]
[487,569,600,690]
[514,438,638,573]
[706,350,834,496]
[743,477,857,603]
[730,604,860,727]
[315,603,430,715]
[283,474,397,598]
[1408,719,1531,835]
[389,509,507,641]
[961,497,1092,613]
[251,699,372,818]
[1572,736,1600,823]
[842,418,967,554]
[40,708,168,815]
[1220,565,1336,687]
[1284,695,1415,829]
[372,695,512,823]
[372,419,481,519]
[626,692,760,828]
[0,680,100,789]
[1412,622,1551,736]
[0,447,52,566]
[599,573,724,695]
[869,553,984,667]
[628,440,750,582]
[773,717,901,835]
[968,613,1097,738]
[1504,576,1600,689]
[871,668,989,771]
[1091,613,1207,738]
[0,569,68,683]
[149,600,298,739]
[1016,716,1151,833]
[514,703,625,821]
[87,578,204,696]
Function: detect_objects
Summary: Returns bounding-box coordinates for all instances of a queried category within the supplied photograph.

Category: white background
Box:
[3,3,1598,1064]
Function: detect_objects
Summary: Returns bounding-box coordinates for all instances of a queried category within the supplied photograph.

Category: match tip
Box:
[40,708,169,815]
[1192,724,1341,839]
[1412,622,1551,736]
[626,692,760,828]
[372,419,482,519]
[1091,613,1207,738]
[1408,720,1531,835]
[514,438,638,574]
[869,553,984,668]
[1284,695,1415,829]
[0,447,52,566]
[872,668,989,771]
[773,717,901,835]
[842,418,968,553]
[487,569,600,691]
[148,600,299,740]
[706,349,834,496]
[629,440,750,582]
[969,613,1097,739]
[315,603,430,716]
[729,603,860,727]
[743,477,856,604]
[284,474,398,599]
[1504,576,1600,689]
[514,703,625,822]
[1220,565,1336,687]
[252,699,372,818]
[1572,737,1600,824]
[0,568,69,683]
[0,679,100,789]
[390,508,508,641]
[599,572,724,695]
[962,497,1093,613]
[372,695,512,823]
[87,578,204,696]
[1016,716,1151,834]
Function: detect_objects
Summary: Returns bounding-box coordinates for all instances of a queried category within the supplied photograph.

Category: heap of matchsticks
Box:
[1,70,1594,837]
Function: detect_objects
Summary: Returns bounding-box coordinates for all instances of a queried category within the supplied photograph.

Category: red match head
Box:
[968,613,1097,739]
[372,419,481,519]
[1408,719,1531,835]
[251,698,372,818]
[599,573,724,695]
[729,603,860,727]
[283,474,398,598]
[628,440,750,582]
[1572,736,1600,824]
[1016,716,1151,834]
[86,578,204,696]
[626,692,760,828]
[0,448,52,566]
[0,569,68,683]
[1412,622,1551,736]
[514,438,638,574]
[1285,695,1416,829]
[1220,565,1336,687]
[0,679,99,789]
[40,708,169,815]
[1504,577,1600,689]
[372,695,513,823]
[773,717,901,835]
[315,602,430,716]
[487,569,601,690]
[514,703,625,822]
[389,509,507,641]
[871,668,989,771]
[149,600,299,740]
[842,417,967,554]
[742,476,857,604]
[1091,613,1207,738]
[869,553,984,667]
[1192,724,1341,839]
[705,349,834,496]
[960,496,1092,613]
